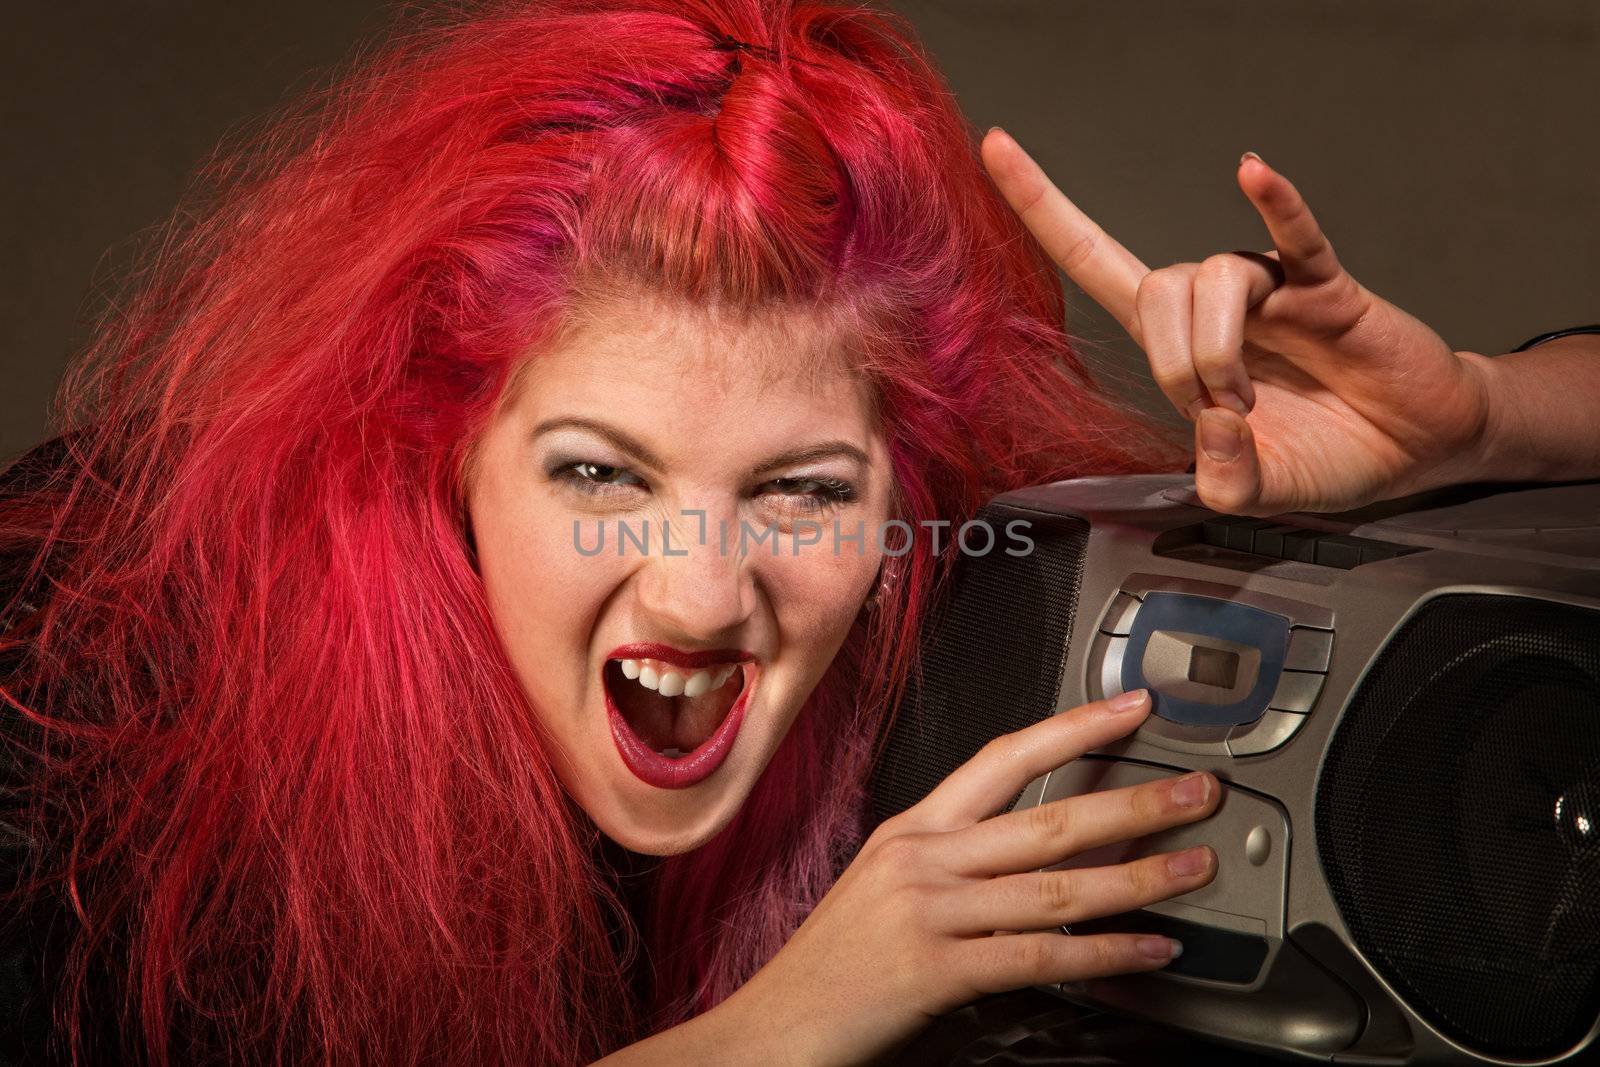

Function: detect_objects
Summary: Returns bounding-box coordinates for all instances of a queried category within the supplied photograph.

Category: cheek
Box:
[469,477,623,695]
[763,538,881,662]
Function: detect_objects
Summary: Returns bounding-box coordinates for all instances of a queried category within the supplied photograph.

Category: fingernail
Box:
[1184,397,1207,421]
[1109,688,1149,713]
[1171,771,1211,808]
[1198,409,1242,463]
[1168,845,1210,878]
[1209,388,1249,417]
[1241,150,1264,167]
[1139,936,1182,961]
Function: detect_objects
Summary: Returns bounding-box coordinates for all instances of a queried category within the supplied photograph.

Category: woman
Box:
[1,0,1595,1064]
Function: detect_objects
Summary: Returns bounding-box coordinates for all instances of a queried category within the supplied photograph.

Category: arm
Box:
[1453,330,1600,487]
[588,1004,736,1062]
[591,1001,753,1066]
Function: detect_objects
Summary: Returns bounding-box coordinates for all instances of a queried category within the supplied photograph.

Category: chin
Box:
[578,739,778,856]
[594,796,744,856]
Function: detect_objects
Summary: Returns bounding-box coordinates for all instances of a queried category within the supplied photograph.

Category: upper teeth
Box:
[618,658,739,698]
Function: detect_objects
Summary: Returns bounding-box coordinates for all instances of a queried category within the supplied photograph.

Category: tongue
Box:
[609,665,741,755]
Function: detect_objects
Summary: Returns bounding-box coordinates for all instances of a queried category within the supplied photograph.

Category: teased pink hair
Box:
[0,0,1189,1062]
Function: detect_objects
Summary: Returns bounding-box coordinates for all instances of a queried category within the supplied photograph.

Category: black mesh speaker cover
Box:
[869,502,1089,826]
[1316,594,1600,1058]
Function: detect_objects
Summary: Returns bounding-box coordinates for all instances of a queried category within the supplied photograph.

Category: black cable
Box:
[1510,324,1600,352]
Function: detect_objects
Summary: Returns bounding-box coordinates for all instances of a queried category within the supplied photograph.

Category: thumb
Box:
[1194,407,1264,515]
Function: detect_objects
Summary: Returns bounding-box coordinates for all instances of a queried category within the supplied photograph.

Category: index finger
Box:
[982,127,1150,341]
[907,689,1152,831]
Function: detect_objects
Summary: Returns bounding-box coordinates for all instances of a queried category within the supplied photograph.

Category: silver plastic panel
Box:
[1037,758,1289,950]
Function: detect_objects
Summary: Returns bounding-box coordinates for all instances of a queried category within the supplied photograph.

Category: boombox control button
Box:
[1226,709,1307,756]
[1133,711,1234,757]
[1283,627,1333,672]
[1088,632,1129,703]
[1198,515,1279,552]
[1100,592,1143,636]
[1266,669,1324,713]
[1245,825,1272,866]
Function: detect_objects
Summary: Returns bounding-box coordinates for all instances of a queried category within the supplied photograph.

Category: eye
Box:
[759,475,858,513]
[550,460,647,496]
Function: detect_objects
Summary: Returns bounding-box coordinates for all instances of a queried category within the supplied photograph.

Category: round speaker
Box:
[1316,594,1600,1059]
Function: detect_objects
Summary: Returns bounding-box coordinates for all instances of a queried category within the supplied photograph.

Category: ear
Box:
[460,509,481,573]
[453,437,488,575]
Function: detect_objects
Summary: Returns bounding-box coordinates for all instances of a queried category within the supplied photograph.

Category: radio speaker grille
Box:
[1316,594,1600,1058]
[868,504,1089,826]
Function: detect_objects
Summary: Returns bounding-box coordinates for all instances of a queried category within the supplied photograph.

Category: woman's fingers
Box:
[903,690,1153,832]
[958,929,1182,997]
[1191,252,1281,415]
[1237,152,1341,286]
[980,127,1149,342]
[935,770,1219,878]
[1195,406,1266,515]
[1134,264,1206,419]
[940,846,1218,937]
[1139,253,1279,423]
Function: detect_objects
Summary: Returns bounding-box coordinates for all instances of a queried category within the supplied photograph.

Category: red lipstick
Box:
[605,643,752,669]
[603,652,757,789]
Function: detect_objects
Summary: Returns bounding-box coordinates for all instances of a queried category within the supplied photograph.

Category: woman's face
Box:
[467,295,892,855]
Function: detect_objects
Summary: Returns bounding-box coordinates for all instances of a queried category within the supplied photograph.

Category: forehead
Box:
[504,292,881,459]
[558,288,860,390]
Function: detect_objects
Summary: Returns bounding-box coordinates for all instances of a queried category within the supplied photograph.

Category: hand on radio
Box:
[713,689,1220,1066]
[980,128,1495,517]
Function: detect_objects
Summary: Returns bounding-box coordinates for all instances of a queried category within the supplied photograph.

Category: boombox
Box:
[871,474,1600,1065]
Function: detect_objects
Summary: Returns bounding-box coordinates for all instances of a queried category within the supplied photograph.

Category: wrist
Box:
[673,998,751,1066]
[712,964,876,1067]
[1454,350,1521,484]
[1394,350,1512,497]
[684,983,806,1067]
[1448,343,1594,487]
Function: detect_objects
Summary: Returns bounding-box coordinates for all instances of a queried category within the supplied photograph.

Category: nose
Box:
[633,511,756,642]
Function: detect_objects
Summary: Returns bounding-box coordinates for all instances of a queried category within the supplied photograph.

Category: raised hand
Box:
[981,128,1495,517]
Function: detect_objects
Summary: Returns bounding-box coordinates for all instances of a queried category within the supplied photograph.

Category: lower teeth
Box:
[659,747,684,758]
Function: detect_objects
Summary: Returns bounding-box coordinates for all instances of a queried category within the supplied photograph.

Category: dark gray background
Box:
[4,1,1596,463]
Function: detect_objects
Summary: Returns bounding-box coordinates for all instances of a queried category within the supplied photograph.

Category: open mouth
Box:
[604,657,747,754]
[598,652,758,793]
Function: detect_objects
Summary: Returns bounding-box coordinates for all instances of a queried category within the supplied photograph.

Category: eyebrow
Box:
[531,416,871,477]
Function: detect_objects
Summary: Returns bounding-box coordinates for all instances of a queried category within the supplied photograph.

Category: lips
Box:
[602,644,756,789]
